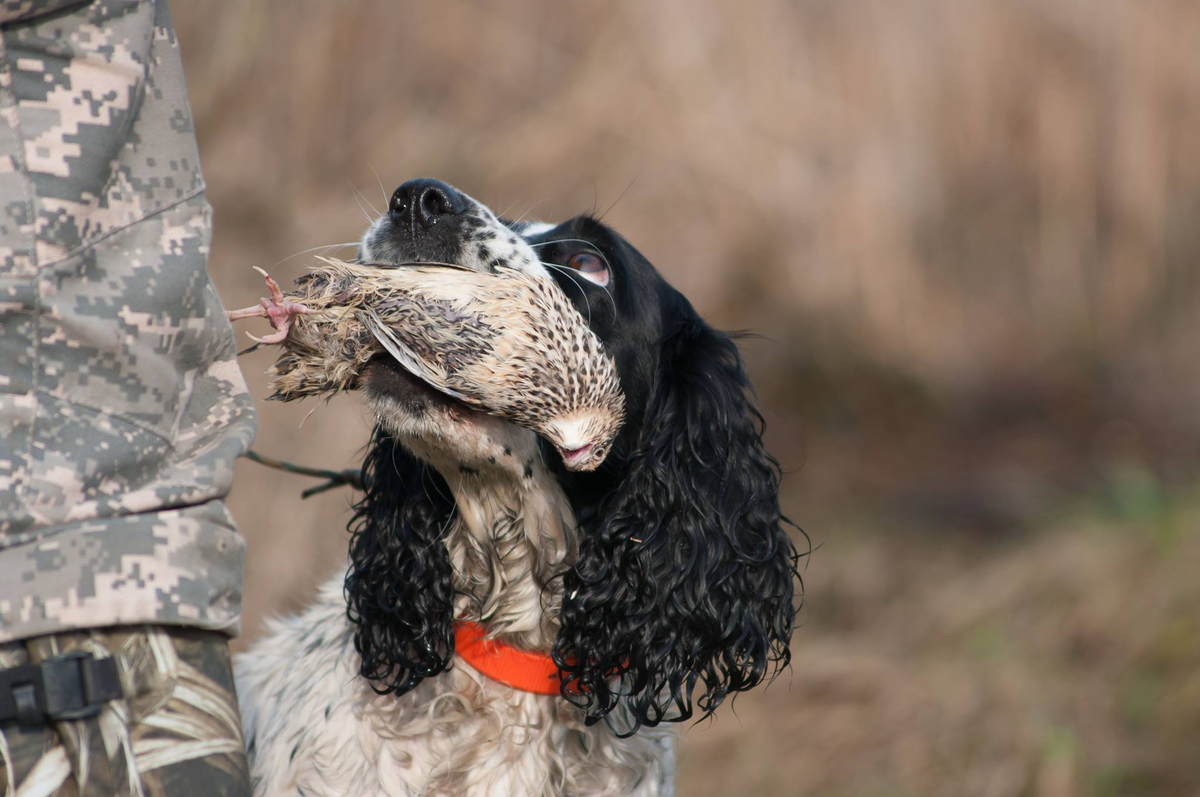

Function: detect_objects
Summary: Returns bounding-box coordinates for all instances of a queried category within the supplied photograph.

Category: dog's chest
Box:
[236,574,675,797]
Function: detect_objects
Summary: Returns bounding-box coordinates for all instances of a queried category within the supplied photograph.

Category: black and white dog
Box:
[236,179,802,796]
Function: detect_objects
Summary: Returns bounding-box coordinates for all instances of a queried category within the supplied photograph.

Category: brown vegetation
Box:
[175,1,1200,794]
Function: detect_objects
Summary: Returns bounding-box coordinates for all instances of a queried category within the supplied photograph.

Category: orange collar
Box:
[454,621,562,695]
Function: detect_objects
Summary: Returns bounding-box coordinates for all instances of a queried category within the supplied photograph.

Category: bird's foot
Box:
[225,267,311,344]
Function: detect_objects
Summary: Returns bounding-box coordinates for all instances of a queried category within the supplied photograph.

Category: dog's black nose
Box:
[389,179,467,228]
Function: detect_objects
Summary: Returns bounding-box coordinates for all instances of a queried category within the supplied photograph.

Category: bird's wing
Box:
[357,307,473,403]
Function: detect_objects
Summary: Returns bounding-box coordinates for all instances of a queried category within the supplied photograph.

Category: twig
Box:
[243,449,366,498]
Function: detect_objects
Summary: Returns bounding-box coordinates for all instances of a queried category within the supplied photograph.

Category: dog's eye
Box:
[567,252,609,287]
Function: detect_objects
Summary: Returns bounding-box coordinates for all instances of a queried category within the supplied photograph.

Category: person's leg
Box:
[1,626,251,796]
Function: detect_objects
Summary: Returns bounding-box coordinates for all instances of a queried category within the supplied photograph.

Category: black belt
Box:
[0,650,123,729]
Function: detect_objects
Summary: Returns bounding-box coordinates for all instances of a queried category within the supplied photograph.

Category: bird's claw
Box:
[225,266,311,344]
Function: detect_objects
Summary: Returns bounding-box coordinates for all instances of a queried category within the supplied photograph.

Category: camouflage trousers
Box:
[0,626,250,797]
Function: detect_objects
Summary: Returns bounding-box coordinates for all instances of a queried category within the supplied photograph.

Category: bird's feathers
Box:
[267,258,625,469]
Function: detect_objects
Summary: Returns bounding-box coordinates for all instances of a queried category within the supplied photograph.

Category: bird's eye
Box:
[567,252,609,287]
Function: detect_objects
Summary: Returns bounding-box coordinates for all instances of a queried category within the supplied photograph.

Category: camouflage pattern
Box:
[0,624,252,796]
[0,0,256,643]
[0,2,87,25]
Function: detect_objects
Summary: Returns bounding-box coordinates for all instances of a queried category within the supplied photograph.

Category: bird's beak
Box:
[559,443,597,471]
[547,416,610,471]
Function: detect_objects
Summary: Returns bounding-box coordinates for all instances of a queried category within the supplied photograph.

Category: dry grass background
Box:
[172,1,1200,794]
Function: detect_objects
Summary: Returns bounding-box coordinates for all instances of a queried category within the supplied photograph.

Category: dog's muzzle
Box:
[368,178,475,267]
[390,178,468,230]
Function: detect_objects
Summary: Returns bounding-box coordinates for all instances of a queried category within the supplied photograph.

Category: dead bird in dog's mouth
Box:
[225,258,625,472]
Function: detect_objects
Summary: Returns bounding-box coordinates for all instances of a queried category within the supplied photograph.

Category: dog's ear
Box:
[345,425,456,695]
[554,299,803,734]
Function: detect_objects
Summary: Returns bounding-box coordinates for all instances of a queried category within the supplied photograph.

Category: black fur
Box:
[552,310,799,733]
[345,429,457,694]
[344,210,803,733]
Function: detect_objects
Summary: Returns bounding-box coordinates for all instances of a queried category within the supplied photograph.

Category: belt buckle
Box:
[39,650,102,721]
[1,649,121,728]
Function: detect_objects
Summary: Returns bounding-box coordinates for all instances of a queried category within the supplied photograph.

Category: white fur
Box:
[515,221,556,237]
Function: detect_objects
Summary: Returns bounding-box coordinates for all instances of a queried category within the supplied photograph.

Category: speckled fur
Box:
[236,413,675,797]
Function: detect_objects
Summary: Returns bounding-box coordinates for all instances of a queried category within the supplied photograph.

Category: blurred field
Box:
[174,1,1200,794]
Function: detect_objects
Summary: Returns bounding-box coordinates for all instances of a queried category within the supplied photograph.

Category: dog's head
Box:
[348,179,802,733]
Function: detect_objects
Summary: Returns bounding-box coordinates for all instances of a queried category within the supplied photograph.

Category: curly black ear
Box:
[345,425,457,695]
[554,304,802,733]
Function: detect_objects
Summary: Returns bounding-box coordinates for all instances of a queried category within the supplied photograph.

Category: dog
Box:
[235,179,802,796]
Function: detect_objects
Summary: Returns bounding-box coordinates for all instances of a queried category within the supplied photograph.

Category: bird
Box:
[226,258,625,472]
